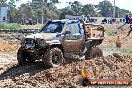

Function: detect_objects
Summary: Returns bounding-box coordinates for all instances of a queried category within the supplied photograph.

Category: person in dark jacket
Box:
[125,15,129,24]
[126,24,132,37]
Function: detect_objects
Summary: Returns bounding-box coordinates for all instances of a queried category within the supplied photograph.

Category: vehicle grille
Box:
[25,38,35,44]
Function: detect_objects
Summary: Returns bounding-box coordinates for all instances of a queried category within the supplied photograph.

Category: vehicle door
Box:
[63,22,85,53]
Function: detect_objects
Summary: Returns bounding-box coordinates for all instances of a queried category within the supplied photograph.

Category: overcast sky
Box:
[15,0,132,12]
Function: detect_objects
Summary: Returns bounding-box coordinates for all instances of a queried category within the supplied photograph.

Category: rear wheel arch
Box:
[85,46,103,59]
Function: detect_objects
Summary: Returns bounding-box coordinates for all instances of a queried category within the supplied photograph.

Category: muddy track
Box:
[0,54,81,80]
[0,25,132,87]
[0,54,131,87]
[0,62,49,80]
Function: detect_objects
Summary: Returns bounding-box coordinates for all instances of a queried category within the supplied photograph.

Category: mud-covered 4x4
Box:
[17,19,104,67]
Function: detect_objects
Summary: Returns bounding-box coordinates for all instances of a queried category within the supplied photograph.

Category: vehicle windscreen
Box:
[41,21,65,33]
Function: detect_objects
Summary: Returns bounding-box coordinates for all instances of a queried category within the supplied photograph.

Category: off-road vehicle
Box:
[17,19,104,67]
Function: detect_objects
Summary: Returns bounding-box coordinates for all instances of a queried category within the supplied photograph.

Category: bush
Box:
[0,23,21,30]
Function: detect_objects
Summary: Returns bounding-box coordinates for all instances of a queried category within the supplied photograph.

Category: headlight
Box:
[21,38,35,46]
[36,39,46,46]
[25,38,34,44]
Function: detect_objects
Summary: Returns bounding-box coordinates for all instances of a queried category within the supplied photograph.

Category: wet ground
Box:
[0,24,131,87]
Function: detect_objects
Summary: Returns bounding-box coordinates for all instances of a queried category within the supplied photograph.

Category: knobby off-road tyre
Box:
[17,47,35,66]
[85,47,103,59]
[43,47,64,67]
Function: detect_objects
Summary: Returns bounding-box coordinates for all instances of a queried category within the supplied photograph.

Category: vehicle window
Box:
[67,23,81,34]
[42,22,64,33]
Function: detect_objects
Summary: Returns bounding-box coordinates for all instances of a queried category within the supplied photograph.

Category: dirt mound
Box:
[0,39,19,52]
[0,54,131,87]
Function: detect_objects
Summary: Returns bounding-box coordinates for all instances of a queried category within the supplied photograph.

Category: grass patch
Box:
[120,47,132,56]
[0,23,21,30]
[105,29,116,36]
[20,24,43,29]
[0,23,43,30]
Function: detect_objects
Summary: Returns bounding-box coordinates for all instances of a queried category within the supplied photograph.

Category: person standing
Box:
[115,36,122,50]
[126,24,132,37]
[125,14,129,24]
[81,63,91,86]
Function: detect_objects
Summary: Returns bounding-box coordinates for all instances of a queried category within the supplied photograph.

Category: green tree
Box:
[112,6,132,18]
[60,6,76,19]
[0,0,7,7]
[81,4,100,16]
[2,0,132,24]
[68,1,83,15]
[18,3,34,24]
[7,0,21,23]
[119,9,132,18]
[32,0,60,23]
[97,0,113,17]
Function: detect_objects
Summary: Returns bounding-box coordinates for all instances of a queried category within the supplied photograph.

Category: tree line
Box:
[1,0,132,24]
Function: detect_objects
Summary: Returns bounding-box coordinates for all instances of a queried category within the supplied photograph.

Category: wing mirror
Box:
[66,31,71,34]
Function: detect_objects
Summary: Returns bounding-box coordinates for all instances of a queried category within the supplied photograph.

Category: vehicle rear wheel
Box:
[85,47,103,59]
[17,47,35,66]
[43,47,64,67]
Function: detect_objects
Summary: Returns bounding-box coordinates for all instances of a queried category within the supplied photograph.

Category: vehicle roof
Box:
[51,19,79,23]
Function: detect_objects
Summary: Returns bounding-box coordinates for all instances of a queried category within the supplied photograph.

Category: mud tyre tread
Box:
[17,47,34,66]
[43,47,64,67]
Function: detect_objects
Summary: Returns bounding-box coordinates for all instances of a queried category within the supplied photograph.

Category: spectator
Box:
[110,18,113,24]
[128,17,132,24]
[125,15,129,24]
[26,20,29,25]
[102,18,107,24]
[126,24,132,37]
[115,36,122,50]
[87,14,90,22]
[29,19,33,25]
[81,63,91,86]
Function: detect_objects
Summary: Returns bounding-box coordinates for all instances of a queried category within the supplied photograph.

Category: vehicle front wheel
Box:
[17,47,35,66]
[43,47,64,67]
